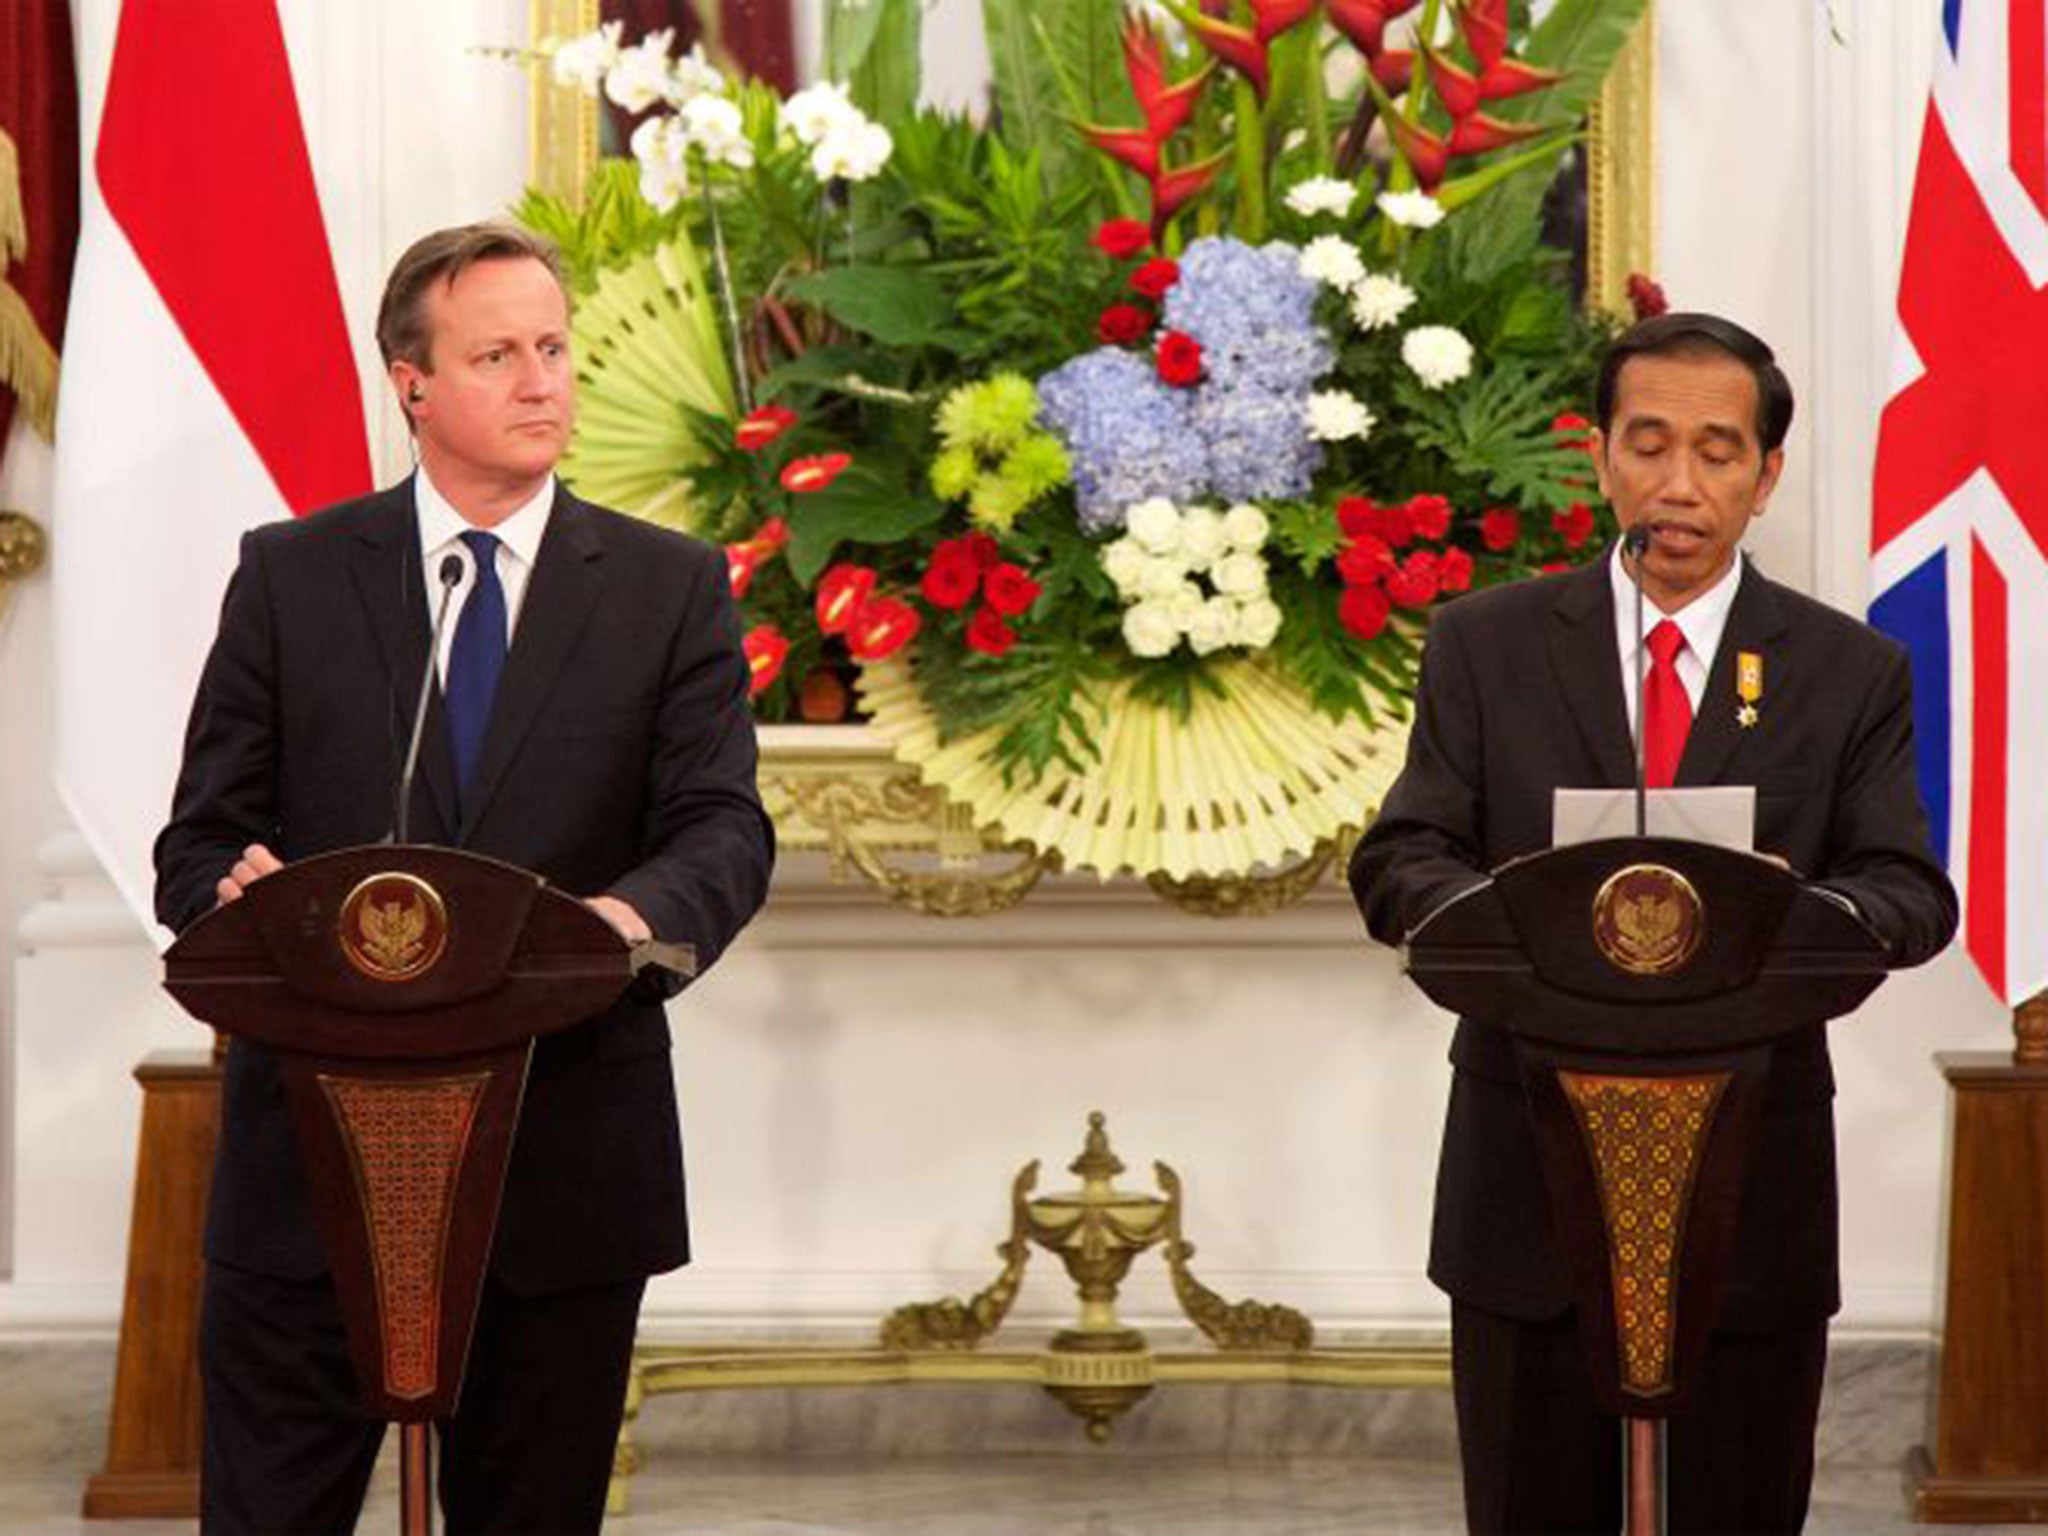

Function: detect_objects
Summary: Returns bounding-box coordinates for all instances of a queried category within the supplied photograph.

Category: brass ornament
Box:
[1145,838,1346,918]
[879,1164,1036,1350]
[338,873,450,982]
[1592,863,1705,977]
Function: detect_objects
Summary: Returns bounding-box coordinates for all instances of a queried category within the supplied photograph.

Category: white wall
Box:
[0,0,2015,1341]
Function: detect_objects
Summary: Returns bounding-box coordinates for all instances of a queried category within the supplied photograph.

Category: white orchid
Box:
[604,29,676,115]
[782,81,862,147]
[630,115,690,212]
[812,119,893,182]
[666,44,725,106]
[550,22,622,95]
[680,94,752,170]
[1402,325,1476,390]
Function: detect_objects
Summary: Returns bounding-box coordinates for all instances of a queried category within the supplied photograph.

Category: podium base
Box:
[80,1470,200,1521]
[1908,1445,2048,1523]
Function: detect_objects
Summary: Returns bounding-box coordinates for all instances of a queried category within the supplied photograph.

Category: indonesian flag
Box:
[53,0,373,935]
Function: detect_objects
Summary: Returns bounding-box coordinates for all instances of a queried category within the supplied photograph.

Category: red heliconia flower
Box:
[1479,57,1564,103]
[1423,46,1483,121]
[1248,0,1316,42]
[1439,547,1476,593]
[1098,303,1154,346]
[781,452,852,493]
[847,596,922,663]
[1406,493,1454,542]
[815,563,877,635]
[983,563,1043,619]
[1151,152,1229,236]
[736,404,798,452]
[920,540,982,610]
[1480,507,1522,552]
[1080,123,1162,180]
[1094,217,1152,260]
[1337,533,1397,587]
[1179,8,1270,99]
[1447,113,1545,157]
[1130,257,1182,299]
[742,625,790,697]
[1372,48,1415,94]
[1122,20,1213,141]
[1384,115,1451,191]
[1552,502,1596,549]
[1457,0,1510,73]
[1156,330,1205,387]
[1339,583,1393,641]
[1326,0,1420,55]
[965,606,1018,658]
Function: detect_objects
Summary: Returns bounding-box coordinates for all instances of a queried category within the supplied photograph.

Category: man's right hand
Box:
[216,843,283,905]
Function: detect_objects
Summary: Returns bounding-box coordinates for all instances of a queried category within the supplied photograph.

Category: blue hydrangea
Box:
[1036,348,1208,531]
[1164,237,1334,395]
[1191,383,1324,502]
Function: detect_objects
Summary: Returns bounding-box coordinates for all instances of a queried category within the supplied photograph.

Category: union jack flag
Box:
[1872,0,2048,1008]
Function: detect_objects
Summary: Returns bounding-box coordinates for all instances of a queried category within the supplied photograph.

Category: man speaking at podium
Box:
[154,223,774,1534]
[1351,313,1956,1533]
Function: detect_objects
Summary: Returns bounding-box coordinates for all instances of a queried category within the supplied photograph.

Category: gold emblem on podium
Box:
[339,874,450,982]
[1592,864,1705,976]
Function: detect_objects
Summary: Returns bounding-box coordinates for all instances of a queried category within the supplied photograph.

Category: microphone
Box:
[395,553,466,844]
[1622,523,1651,837]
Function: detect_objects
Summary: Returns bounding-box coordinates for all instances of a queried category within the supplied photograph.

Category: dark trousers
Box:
[1451,1301,1829,1536]
[200,1260,646,1536]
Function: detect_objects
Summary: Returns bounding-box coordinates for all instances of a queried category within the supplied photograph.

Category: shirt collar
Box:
[414,466,555,569]
[1608,538,1744,665]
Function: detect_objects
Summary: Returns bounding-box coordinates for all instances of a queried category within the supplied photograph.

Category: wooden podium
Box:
[121,844,688,1535]
[1404,836,1890,1533]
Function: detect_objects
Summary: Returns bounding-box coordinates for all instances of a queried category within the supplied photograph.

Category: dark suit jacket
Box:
[154,479,775,1295]
[1349,555,1956,1329]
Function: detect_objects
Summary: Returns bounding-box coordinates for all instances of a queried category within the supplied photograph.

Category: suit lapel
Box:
[345,480,459,839]
[1546,560,1638,787]
[1677,558,1791,787]
[457,487,608,842]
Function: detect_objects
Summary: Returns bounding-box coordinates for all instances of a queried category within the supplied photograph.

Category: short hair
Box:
[375,222,569,372]
[1594,311,1795,455]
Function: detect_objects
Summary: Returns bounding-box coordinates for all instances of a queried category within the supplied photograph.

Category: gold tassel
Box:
[0,128,25,263]
[0,279,59,439]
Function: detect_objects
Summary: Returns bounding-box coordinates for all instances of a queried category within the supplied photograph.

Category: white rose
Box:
[666,44,725,105]
[1283,175,1357,219]
[1137,556,1194,601]
[782,81,861,146]
[550,22,622,94]
[604,30,676,115]
[1100,537,1148,596]
[812,118,893,182]
[1126,498,1183,556]
[681,94,752,170]
[1211,551,1268,598]
[1123,602,1181,659]
[1235,596,1284,651]
[1178,506,1227,569]
[631,116,691,212]
[1298,235,1366,291]
[1377,189,1447,230]
[1186,597,1239,656]
[1349,273,1417,332]
[1164,581,1208,630]
[1304,388,1377,443]
[1222,504,1270,550]
[1402,325,1476,390]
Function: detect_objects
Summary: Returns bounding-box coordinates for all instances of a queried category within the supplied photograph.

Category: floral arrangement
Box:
[522,0,1653,880]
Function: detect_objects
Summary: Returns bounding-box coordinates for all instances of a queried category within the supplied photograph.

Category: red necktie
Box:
[1642,619,1693,788]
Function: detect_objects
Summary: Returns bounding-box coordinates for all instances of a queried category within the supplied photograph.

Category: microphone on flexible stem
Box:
[1622,522,1652,839]
[394,554,466,844]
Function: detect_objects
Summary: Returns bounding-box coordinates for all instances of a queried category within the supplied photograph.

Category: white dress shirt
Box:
[414,468,555,687]
[1609,539,1744,739]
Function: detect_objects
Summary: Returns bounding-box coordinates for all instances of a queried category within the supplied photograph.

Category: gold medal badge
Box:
[1736,651,1763,729]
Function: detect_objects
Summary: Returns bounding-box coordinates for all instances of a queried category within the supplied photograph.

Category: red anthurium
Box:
[920,540,982,610]
[736,404,798,451]
[815,563,877,635]
[1383,114,1450,190]
[742,625,790,697]
[1448,113,1545,156]
[847,596,922,662]
[1457,0,1510,73]
[1150,151,1230,234]
[1423,46,1482,120]
[726,546,757,599]
[1248,0,1316,42]
[1478,57,1564,102]
[781,452,853,493]
[1079,123,1161,180]
[965,606,1018,658]
[983,563,1043,618]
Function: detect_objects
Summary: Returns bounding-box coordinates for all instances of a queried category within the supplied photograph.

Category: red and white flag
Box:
[52,0,372,935]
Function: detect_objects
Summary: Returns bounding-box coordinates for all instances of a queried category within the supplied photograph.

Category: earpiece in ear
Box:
[408,385,425,404]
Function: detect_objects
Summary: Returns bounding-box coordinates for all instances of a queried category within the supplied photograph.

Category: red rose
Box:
[1097,303,1154,346]
[965,606,1017,657]
[983,562,1042,618]
[1156,330,1204,387]
[1336,496,1377,538]
[847,596,922,662]
[736,404,798,452]
[1480,507,1522,552]
[1369,502,1415,548]
[1094,218,1152,260]
[742,625,789,697]
[1336,533,1396,587]
[1386,551,1441,609]
[1405,493,1453,542]
[1551,501,1596,549]
[1130,258,1182,299]
[1338,584,1392,641]
[1439,547,1475,593]
[781,452,853,493]
[967,532,1002,570]
[920,540,982,610]
[815,563,877,635]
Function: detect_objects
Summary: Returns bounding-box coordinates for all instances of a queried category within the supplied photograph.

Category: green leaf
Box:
[784,265,966,348]
[823,0,921,125]
[985,0,1127,193]
[785,471,949,584]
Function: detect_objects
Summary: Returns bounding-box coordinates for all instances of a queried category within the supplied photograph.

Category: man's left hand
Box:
[585,895,652,944]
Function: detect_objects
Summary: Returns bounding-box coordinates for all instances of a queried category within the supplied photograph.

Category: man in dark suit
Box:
[1350,313,1956,1534]
[154,222,774,1535]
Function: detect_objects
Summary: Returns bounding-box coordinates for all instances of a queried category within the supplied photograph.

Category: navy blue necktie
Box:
[446,529,507,809]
